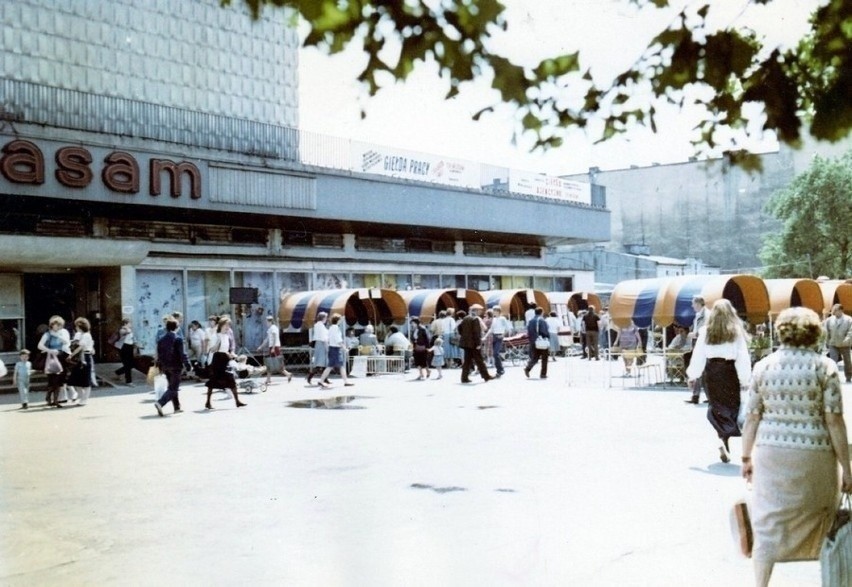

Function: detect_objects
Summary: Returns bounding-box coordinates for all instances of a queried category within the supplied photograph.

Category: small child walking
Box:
[14,349,32,409]
[428,336,444,380]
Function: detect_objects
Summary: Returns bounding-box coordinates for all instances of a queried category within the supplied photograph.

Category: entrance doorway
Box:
[24,274,77,352]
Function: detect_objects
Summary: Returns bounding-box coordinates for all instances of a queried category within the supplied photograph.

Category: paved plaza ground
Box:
[1,356,847,586]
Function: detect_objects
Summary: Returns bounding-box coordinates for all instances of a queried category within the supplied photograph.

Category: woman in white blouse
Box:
[207,317,235,363]
[306,312,330,388]
[37,315,72,407]
[686,298,751,463]
[66,317,96,406]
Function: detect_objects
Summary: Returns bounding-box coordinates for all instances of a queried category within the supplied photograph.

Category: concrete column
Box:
[269,228,282,255]
[119,266,137,320]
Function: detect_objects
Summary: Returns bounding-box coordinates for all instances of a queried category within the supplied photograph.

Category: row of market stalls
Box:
[277,288,596,331]
[275,276,849,333]
[609,275,852,329]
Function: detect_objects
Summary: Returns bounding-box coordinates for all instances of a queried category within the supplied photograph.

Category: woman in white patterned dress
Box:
[741,307,852,587]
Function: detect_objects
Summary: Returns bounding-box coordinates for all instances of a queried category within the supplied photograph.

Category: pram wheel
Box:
[260,382,268,393]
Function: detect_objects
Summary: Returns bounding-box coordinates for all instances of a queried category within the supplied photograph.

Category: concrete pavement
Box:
[1,356,843,586]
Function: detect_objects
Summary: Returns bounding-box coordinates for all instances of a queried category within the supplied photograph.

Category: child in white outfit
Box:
[13,349,32,409]
[428,336,444,380]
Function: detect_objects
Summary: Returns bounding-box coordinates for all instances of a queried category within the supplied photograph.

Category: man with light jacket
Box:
[824,303,852,383]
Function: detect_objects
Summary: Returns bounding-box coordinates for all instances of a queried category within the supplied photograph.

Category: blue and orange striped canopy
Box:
[546,291,603,315]
[396,289,486,323]
[609,278,669,329]
[483,289,550,321]
[610,275,770,328]
[278,288,407,330]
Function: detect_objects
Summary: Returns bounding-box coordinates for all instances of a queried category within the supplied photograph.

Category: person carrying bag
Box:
[821,492,852,587]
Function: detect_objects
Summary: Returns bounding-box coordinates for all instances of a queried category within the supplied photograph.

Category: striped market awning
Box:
[278,288,408,330]
[483,289,550,321]
[396,289,486,323]
[763,278,825,317]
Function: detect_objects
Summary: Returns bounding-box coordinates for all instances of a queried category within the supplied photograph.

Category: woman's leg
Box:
[231,384,246,407]
[124,344,136,383]
[319,367,332,386]
[77,386,91,406]
[753,560,773,587]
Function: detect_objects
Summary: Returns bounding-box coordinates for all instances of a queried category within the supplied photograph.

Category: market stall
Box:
[397,289,486,323]
[763,278,825,317]
[484,289,550,321]
[278,288,408,331]
[608,278,669,329]
[655,274,770,327]
[817,280,852,316]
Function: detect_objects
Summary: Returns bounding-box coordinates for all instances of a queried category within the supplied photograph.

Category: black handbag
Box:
[66,341,81,368]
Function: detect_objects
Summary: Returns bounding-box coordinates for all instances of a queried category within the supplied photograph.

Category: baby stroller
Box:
[500,332,530,366]
[231,354,267,393]
[235,363,268,393]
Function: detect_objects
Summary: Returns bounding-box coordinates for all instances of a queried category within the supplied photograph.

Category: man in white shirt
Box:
[485,306,512,377]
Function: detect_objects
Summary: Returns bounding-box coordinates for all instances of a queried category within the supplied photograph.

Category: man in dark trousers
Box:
[524,307,550,379]
[582,306,601,360]
[457,305,493,384]
[154,317,190,416]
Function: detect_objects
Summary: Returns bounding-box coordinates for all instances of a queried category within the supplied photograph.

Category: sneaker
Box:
[154,402,164,417]
[127,382,135,387]
[173,408,183,414]
[719,445,730,463]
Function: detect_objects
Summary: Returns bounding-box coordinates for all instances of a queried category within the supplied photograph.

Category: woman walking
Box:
[306,312,331,388]
[319,314,353,387]
[204,318,245,409]
[741,307,852,586]
[66,317,95,406]
[113,318,136,385]
[256,315,292,385]
[686,299,751,463]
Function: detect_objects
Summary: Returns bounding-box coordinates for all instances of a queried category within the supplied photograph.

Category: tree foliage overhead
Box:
[227,0,851,169]
[759,150,852,278]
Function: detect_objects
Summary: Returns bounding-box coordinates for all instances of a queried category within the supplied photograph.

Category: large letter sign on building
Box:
[0,138,201,201]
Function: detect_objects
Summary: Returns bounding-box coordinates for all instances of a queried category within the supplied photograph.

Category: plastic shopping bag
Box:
[153,373,168,399]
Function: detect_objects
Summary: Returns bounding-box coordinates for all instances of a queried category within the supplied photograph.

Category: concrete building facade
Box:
[0,0,608,361]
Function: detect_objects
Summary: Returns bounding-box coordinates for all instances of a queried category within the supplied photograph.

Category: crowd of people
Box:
[5,314,100,410]
[7,298,852,585]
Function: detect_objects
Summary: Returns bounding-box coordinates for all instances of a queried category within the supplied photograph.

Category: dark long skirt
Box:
[206,351,236,389]
[704,359,741,441]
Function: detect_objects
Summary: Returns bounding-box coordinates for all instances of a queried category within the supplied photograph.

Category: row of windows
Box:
[0,214,542,260]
